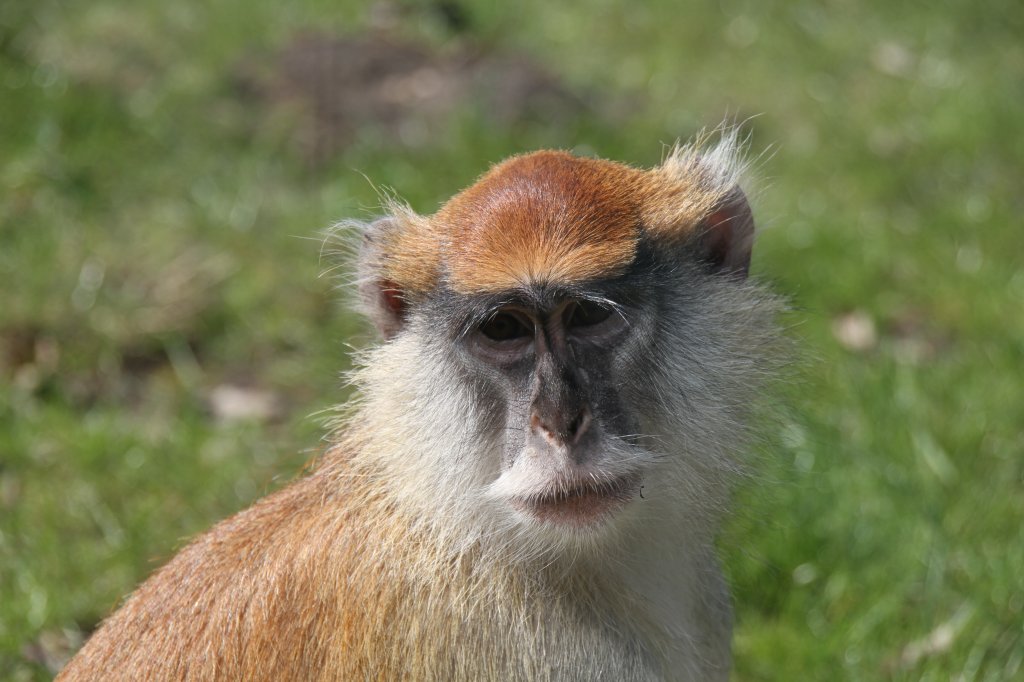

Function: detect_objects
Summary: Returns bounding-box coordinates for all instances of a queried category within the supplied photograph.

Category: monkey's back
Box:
[58,465,353,680]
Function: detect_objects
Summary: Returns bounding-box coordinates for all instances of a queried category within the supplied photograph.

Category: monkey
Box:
[58,130,781,681]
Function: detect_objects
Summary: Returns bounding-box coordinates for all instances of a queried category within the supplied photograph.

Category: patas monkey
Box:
[60,131,780,681]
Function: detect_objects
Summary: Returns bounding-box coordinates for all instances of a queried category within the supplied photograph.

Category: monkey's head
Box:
[349,132,779,559]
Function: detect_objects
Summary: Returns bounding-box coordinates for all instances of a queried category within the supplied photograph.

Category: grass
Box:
[2,0,1022,679]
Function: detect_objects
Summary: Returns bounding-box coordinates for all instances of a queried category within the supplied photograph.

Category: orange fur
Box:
[375,204,442,296]
[639,150,737,245]
[377,147,736,296]
[437,152,644,293]
[58,442,662,681]
[60,141,754,680]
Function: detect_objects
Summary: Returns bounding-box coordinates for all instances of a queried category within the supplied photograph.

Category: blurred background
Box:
[2,0,1022,679]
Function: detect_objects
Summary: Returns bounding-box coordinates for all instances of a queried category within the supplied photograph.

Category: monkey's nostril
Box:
[531,407,591,446]
[531,413,558,444]
[567,408,591,443]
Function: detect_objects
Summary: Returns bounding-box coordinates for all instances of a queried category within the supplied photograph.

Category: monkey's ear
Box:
[697,188,755,278]
[357,208,440,339]
[357,217,409,340]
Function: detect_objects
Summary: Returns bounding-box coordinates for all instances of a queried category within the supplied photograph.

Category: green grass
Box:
[2,0,1022,679]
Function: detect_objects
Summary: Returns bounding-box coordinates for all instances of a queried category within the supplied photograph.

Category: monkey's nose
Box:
[530,406,591,447]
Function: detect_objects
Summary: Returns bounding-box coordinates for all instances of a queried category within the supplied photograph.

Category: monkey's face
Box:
[398,247,776,554]
[440,278,658,532]
[352,140,777,552]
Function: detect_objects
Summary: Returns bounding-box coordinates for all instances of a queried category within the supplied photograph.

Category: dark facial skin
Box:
[438,277,656,475]
[475,296,624,456]
[414,244,723,524]
[440,283,649,523]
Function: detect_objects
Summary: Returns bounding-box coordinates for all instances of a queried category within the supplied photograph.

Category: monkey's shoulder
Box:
[61,465,723,681]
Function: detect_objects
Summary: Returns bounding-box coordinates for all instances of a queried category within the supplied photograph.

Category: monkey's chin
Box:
[509,474,641,528]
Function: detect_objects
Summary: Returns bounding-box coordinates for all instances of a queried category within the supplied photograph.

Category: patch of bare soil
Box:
[235,32,596,163]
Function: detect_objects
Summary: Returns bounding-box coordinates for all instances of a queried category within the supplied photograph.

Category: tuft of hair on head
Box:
[348,199,440,340]
[641,125,758,277]
[345,126,765,342]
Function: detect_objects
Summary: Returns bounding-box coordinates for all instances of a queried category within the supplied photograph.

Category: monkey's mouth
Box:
[511,473,641,527]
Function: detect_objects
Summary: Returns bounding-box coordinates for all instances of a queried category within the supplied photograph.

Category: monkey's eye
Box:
[479,312,532,342]
[565,300,614,329]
